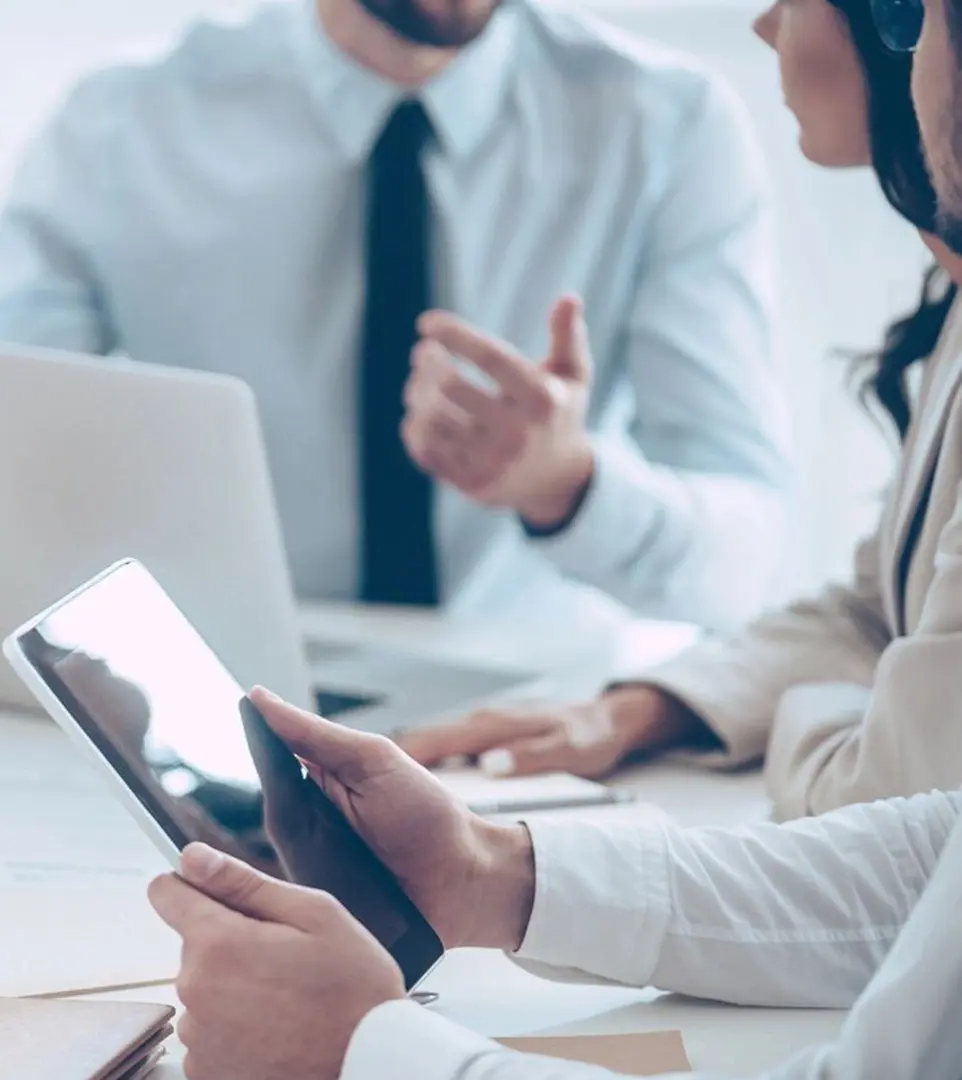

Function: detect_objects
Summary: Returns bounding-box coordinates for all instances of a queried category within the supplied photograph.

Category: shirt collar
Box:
[289,0,520,162]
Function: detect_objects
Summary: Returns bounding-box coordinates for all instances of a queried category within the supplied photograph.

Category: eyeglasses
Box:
[870,0,924,53]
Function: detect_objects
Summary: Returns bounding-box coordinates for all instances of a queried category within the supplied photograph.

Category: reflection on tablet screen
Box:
[17,563,431,971]
[314,688,385,719]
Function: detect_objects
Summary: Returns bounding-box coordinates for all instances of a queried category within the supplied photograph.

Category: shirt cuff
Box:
[341,999,500,1080]
[514,816,673,986]
[523,435,694,588]
[611,644,771,769]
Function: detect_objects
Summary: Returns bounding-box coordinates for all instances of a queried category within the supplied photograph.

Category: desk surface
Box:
[0,604,844,1077]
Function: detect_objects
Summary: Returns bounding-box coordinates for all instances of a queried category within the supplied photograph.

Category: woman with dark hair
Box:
[828,0,957,437]
[400,0,962,820]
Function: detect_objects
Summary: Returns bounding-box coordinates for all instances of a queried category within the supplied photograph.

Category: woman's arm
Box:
[764,482,962,816]
[635,531,889,771]
[400,532,889,779]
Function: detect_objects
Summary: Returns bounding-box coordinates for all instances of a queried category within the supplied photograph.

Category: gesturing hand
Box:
[402,295,596,529]
[245,687,535,952]
[149,844,404,1080]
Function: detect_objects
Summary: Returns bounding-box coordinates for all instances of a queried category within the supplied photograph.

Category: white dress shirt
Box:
[343,790,962,1079]
[0,0,790,628]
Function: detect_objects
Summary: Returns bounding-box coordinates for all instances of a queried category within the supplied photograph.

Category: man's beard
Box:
[357,0,499,46]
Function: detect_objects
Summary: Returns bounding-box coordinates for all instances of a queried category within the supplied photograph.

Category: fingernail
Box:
[480,749,515,777]
[252,686,282,703]
[182,844,225,882]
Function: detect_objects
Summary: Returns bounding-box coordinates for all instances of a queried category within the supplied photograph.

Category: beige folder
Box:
[0,997,175,1080]
[500,1030,691,1075]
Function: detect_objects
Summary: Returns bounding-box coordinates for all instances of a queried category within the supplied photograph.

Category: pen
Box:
[472,788,637,816]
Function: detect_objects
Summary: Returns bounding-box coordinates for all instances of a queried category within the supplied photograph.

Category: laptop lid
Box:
[0,344,313,712]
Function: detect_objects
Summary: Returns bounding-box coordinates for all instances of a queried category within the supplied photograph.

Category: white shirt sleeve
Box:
[526,75,790,631]
[342,790,962,1080]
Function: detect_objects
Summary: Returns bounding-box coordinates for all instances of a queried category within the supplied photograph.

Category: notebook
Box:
[0,997,175,1080]
[437,769,631,816]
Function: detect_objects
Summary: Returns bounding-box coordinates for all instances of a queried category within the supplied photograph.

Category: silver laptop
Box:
[0,344,534,729]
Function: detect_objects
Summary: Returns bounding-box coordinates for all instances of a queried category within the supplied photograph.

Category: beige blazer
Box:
[642,296,962,819]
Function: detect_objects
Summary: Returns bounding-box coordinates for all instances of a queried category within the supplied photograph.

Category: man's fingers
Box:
[546,295,592,383]
[239,696,309,826]
[397,710,552,766]
[417,312,553,422]
[405,339,450,413]
[177,843,341,935]
[419,398,476,443]
[249,687,397,784]
[411,341,503,426]
[410,336,448,374]
[148,868,245,937]
[404,439,503,500]
[438,368,504,423]
[402,375,485,479]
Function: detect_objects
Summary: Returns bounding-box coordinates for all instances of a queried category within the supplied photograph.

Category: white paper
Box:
[437,769,613,813]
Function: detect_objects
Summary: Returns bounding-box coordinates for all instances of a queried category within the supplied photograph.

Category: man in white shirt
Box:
[149,689,962,1080]
[0,0,789,628]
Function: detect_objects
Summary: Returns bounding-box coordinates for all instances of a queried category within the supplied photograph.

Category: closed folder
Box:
[499,1030,691,1075]
[0,997,176,1080]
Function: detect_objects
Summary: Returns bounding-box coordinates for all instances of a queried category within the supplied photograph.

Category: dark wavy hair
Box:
[829,0,956,438]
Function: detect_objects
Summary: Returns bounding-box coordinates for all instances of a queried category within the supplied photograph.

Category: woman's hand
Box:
[398,686,707,779]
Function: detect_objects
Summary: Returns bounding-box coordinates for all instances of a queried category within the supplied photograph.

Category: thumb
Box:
[545,295,592,383]
[180,843,336,934]
[249,686,393,783]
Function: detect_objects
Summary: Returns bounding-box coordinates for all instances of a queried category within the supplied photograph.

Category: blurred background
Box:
[0,0,932,598]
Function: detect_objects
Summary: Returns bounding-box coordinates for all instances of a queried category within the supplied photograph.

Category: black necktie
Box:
[359,100,438,606]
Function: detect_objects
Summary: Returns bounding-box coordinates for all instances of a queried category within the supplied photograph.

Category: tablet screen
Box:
[17,561,442,988]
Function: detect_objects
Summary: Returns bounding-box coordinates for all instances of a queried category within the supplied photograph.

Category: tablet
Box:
[3,559,444,991]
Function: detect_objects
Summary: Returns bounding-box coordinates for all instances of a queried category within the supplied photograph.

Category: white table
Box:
[88,946,844,1079]
[0,605,845,1076]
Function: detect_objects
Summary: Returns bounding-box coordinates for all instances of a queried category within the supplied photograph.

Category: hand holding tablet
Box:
[4,561,448,989]
[239,692,440,975]
[243,687,537,954]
